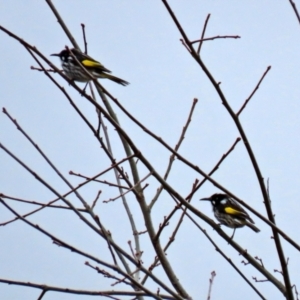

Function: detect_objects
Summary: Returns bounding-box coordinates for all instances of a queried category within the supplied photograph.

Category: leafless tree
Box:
[0,1,300,299]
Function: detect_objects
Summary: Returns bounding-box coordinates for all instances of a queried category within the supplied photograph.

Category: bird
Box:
[51,48,129,86]
[200,193,260,237]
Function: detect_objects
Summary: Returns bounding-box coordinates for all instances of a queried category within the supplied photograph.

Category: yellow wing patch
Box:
[224,207,241,215]
[82,59,102,67]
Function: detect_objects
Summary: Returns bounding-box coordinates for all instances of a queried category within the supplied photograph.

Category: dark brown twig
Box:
[37,290,47,300]
[179,39,192,53]
[192,35,240,45]
[0,277,177,298]
[69,173,129,190]
[197,14,211,54]
[150,98,198,209]
[288,0,300,25]
[207,271,216,300]
[292,284,299,300]
[91,190,102,209]
[0,195,86,212]
[236,66,271,116]
[45,0,80,50]
[0,154,134,226]
[81,23,88,54]
[185,137,241,201]
[103,172,152,203]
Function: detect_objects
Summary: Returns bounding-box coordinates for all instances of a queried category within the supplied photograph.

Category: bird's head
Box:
[51,49,72,62]
[200,193,228,207]
[51,49,68,61]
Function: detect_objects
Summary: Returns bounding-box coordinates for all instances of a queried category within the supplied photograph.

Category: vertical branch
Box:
[206,271,216,300]
[81,23,88,54]
[197,14,211,54]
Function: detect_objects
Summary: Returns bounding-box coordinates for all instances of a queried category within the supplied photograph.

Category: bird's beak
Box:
[50,53,60,57]
[200,197,211,201]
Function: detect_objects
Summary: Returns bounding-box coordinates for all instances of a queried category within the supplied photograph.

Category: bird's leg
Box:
[229,228,236,240]
[81,82,89,95]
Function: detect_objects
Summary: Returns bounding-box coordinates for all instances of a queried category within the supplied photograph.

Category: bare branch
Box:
[0,198,181,299]
[192,35,240,45]
[81,23,88,54]
[45,0,80,50]
[236,66,271,116]
[288,0,300,25]
[0,277,175,299]
[206,271,216,300]
[103,172,152,203]
[197,13,211,54]
[0,154,134,226]
[91,190,102,209]
[150,98,198,209]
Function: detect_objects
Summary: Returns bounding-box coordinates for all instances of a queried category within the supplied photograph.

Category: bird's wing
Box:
[81,59,111,73]
[71,49,111,73]
[224,198,255,223]
[224,206,248,218]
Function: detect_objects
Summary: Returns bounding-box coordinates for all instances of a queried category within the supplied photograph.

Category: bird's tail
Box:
[245,221,260,233]
[102,73,129,86]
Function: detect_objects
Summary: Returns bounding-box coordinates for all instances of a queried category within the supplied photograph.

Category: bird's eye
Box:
[220,199,227,205]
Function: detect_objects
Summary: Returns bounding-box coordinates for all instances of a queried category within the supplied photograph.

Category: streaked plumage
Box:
[51,48,129,86]
[201,193,260,233]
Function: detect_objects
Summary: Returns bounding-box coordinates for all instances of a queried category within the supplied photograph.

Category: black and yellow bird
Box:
[200,193,260,236]
[51,48,129,86]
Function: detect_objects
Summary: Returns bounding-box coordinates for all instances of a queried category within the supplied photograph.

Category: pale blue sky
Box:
[0,1,300,299]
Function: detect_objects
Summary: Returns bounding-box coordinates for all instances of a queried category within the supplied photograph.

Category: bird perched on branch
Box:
[51,48,129,86]
[200,193,260,237]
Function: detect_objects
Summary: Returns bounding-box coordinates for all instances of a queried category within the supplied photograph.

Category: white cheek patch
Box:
[220,199,227,205]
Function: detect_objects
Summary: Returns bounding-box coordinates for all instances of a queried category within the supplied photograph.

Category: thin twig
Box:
[154,180,198,243]
[45,0,80,50]
[70,173,129,190]
[185,137,241,202]
[81,23,88,54]
[192,35,240,45]
[0,198,180,299]
[91,190,102,210]
[0,195,86,212]
[37,290,47,300]
[197,14,211,54]
[103,172,152,203]
[0,154,134,226]
[150,98,198,209]
[236,66,271,116]
[207,271,216,300]
[292,284,299,300]
[288,0,300,25]
[0,277,174,299]
[97,111,142,284]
